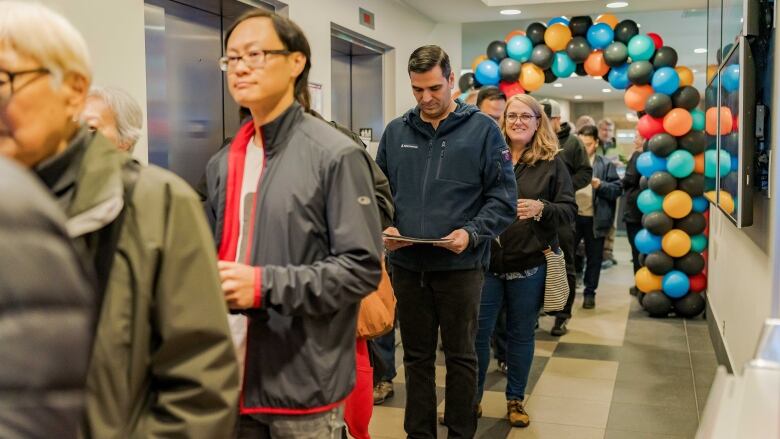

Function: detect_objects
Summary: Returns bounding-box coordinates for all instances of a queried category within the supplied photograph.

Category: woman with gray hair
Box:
[0,2,239,437]
[83,85,143,152]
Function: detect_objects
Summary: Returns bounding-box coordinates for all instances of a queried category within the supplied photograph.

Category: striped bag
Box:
[542,247,569,314]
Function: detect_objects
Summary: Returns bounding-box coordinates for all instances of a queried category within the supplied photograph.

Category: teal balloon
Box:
[507,35,534,62]
[666,150,695,178]
[691,109,705,131]
[704,149,732,178]
[551,51,576,77]
[628,35,655,61]
[692,196,709,212]
[637,189,665,214]
[691,234,708,252]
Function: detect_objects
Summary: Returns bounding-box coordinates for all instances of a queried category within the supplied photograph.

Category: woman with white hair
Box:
[0,2,239,437]
[83,85,143,152]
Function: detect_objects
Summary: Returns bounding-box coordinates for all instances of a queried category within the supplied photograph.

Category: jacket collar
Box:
[403,101,478,139]
[257,101,304,156]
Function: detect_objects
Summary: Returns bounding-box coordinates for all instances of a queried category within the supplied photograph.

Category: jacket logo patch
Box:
[357,196,372,205]
[501,148,511,162]
[401,144,418,149]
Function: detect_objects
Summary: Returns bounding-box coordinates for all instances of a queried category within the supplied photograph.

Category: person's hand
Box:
[517,199,544,220]
[591,177,601,189]
[434,229,470,254]
[218,261,257,310]
[383,227,413,252]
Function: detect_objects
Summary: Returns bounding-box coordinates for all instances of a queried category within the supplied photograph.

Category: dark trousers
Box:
[392,266,484,439]
[373,329,397,383]
[625,221,643,274]
[557,221,578,318]
[236,408,344,439]
[491,305,507,362]
[575,216,605,296]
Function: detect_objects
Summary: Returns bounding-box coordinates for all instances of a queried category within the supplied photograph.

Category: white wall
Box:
[40,0,149,163]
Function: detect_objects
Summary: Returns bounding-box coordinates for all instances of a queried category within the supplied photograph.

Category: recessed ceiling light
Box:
[694,48,708,53]
[500,9,521,15]
[607,2,629,8]
[574,95,584,100]
[692,68,699,73]
[592,76,602,80]
[553,83,563,87]
[602,88,612,92]
[637,23,641,28]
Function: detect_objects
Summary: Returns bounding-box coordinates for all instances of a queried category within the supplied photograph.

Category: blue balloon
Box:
[666,150,695,178]
[637,189,665,214]
[637,151,668,177]
[731,154,739,172]
[635,228,663,254]
[507,35,534,62]
[587,23,614,50]
[608,63,630,89]
[475,60,500,86]
[690,234,708,252]
[704,149,732,178]
[548,16,570,26]
[551,51,576,78]
[663,270,690,298]
[722,64,740,93]
[692,196,710,212]
[652,67,681,95]
[628,35,655,61]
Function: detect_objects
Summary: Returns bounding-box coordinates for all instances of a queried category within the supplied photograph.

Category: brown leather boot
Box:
[507,399,529,428]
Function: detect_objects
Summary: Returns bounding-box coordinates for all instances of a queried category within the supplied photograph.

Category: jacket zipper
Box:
[435,140,447,180]
[420,139,433,235]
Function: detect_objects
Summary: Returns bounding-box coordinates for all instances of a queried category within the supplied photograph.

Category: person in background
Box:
[82,86,143,152]
[0,157,93,439]
[596,118,621,269]
[0,3,240,437]
[575,125,623,309]
[204,10,382,437]
[539,98,593,336]
[574,115,596,132]
[622,131,646,295]
[476,86,506,123]
[476,94,576,428]
[377,45,516,438]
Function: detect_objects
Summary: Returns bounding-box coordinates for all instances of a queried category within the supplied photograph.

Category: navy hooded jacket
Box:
[377,101,517,271]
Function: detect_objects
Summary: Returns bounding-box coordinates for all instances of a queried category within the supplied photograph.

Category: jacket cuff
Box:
[253,267,263,308]
[463,225,479,249]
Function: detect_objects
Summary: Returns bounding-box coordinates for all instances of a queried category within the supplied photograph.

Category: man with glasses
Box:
[377,45,516,438]
[203,10,382,438]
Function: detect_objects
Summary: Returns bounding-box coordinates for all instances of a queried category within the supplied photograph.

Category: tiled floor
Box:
[368,239,718,439]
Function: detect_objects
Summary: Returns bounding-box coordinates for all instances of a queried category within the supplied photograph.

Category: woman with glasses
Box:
[474,93,576,428]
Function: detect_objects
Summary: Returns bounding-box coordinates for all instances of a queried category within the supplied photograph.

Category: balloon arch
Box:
[461,14,714,318]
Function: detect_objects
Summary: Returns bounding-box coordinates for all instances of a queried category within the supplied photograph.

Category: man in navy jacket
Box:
[376,45,516,438]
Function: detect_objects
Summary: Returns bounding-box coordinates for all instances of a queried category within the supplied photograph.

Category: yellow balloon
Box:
[471,54,488,72]
[544,23,572,52]
[636,267,664,293]
[676,66,694,87]
[596,13,619,29]
[519,63,545,92]
[663,190,693,219]
[704,190,717,204]
[719,191,735,214]
[662,229,692,258]
[706,64,718,84]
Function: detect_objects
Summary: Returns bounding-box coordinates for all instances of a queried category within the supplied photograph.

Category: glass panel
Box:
[716,43,740,220]
[722,0,745,56]
[707,0,722,74]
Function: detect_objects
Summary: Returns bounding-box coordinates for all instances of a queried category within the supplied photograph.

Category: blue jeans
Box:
[476,265,546,402]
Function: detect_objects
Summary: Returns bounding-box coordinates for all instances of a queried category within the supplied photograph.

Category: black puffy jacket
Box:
[557,122,592,191]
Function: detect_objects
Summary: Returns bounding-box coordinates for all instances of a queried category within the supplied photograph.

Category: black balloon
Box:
[676,212,707,235]
[648,171,677,195]
[644,291,674,317]
[628,61,654,85]
[487,40,508,62]
[499,58,521,82]
[648,133,677,157]
[544,69,557,83]
[652,46,679,69]
[458,72,476,93]
[614,19,640,44]
[566,36,592,63]
[643,211,674,236]
[679,130,706,155]
[569,15,594,37]
[674,293,705,318]
[639,253,647,266]
[531,44,554,69]
[718,43,734,64]
[672,86,701,110]
[645,251,675,275]
[674,252,706,275]
[645,93,674,118]
[705,85,718,107]
[678,174,705,196]
[639,176,649,190]
[527,22,547,45]
[604,42,628,67]
[723,132,739,155]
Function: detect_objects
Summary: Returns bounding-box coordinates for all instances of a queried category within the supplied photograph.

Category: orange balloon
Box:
[596,13,619,29]
[624,85,654,111]
[719,190,735,214]
[663,108,693,136]
[706,64,718,84]
[705,107,733,136]
[519,62,545,92]
[544,23,572,52]
[694,153,705,174]
[662,229,692,258]
[663,190,693,219]
[471,54,488,72]
[636,267,663,293]
[505,29,526,42]
[704,190,717,203]
[676,66,694,87]
[584,50,609,77]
